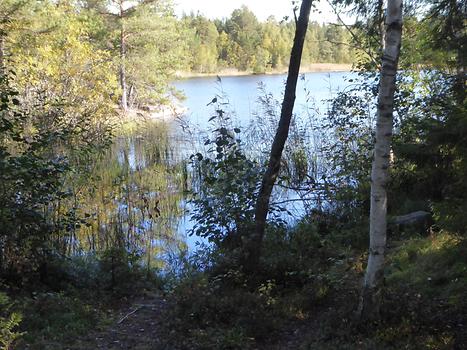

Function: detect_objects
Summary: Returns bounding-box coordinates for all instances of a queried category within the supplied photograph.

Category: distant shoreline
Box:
[175,63,353,79]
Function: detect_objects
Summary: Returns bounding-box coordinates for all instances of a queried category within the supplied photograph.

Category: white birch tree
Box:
[358,0,403,320]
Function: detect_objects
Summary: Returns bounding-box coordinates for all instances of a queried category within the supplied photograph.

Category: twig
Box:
[325,0,378,65]
[117,306,142,324]
[272,197,317,205]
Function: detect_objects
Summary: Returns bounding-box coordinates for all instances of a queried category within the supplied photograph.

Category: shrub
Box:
[0,292,22,349]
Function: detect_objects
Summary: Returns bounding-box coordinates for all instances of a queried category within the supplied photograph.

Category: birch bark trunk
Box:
[358,0,403,321]
[0,33,5,74]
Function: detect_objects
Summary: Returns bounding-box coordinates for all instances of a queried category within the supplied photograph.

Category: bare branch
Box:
[325,0,378,65]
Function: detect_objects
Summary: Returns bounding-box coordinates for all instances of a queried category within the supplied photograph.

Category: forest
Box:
[0,0,466,349]
[181,7,354,73]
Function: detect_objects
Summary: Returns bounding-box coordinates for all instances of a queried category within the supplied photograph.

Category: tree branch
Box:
[325,0,378,65]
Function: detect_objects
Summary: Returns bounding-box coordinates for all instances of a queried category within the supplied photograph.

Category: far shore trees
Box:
[85,0,187,110]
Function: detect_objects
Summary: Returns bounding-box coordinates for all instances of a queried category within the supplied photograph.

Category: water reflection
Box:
[172,72,354,233]
[68,72,354,267]
[73,121,187,269]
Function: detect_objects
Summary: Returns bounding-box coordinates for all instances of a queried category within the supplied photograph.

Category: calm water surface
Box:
[73,72,354,268]
[172,71,353,250]
[173,71,352,128]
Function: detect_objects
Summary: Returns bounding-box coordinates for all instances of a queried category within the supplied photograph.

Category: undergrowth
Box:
[2,223,465,349]
[161,222,467,350]
[2,249,162,350]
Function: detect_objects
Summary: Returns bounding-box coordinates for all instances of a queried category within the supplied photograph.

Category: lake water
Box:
[71,71,355,270]
[172,71,354,251]
[173,71,352,129]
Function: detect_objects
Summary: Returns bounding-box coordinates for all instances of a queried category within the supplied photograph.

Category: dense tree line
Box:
[0,0,355,112]
[0,0,444,111]
[183,6,354,73]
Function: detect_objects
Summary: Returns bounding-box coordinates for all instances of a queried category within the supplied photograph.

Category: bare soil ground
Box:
[70,294,169,350]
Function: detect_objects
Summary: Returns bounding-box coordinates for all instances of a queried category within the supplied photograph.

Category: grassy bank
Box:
[175,63,353,79]
[3,220,466,349]
[160,227,467,349]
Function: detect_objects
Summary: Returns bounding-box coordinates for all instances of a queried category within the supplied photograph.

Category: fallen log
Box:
[389,211,432,235]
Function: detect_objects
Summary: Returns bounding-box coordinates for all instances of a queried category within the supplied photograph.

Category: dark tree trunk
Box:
[452,0,465,104]
[245,0,313,271]
[119,2,128,111]
[378,0,385,51]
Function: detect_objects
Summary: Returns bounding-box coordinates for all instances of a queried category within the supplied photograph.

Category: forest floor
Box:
[14,232,467,350]
[68,293,169,350]
[64,292,313,350]
[67,297,313,350]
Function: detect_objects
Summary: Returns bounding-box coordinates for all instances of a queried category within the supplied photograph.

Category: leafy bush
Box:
[19,291,101,347]
[0,73,73,283]
[189,100,261,249]
[165,270,284,349]
[0,292,22,350]
[97,246,150,295]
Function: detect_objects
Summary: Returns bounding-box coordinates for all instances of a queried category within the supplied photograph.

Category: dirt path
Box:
[71,295,168,350]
